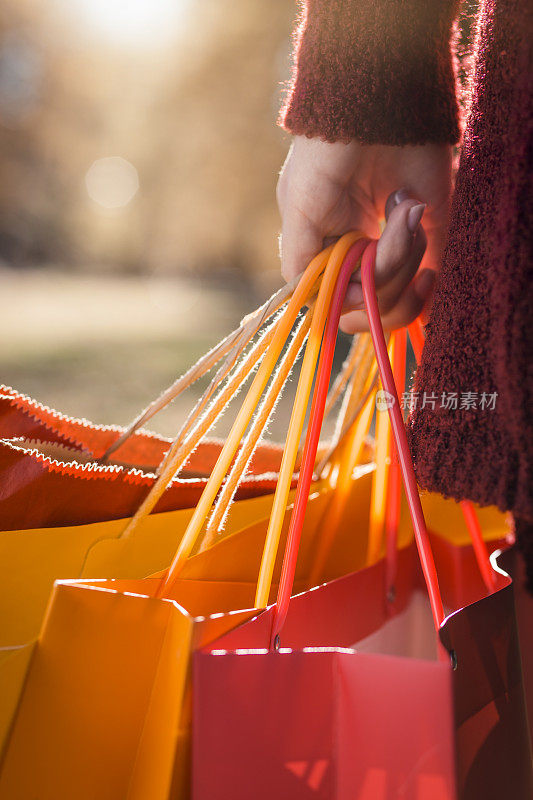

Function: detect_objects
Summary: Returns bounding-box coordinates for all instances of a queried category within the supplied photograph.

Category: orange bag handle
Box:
[254,233,367,608]
[366,336,394,565]
[198,306,313,551]
[156,243,340,597]
[270,239,369,644]
[384,327,407,599]
[271,240,445,645]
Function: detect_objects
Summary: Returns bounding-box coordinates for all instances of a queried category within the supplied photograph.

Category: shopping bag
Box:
[0,421,288,651]
[0,379,289,646]
[0,235,380,800]
[0,385,288,530]
[192,238,532,800]
[0,235,516,799]
[0,264,374,648]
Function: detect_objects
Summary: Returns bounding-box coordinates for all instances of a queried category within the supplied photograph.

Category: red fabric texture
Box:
[408,0,533,519]
[280,0,461,145]
[0,386,288,530]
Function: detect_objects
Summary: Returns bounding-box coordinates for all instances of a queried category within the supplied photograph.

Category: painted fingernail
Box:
[393,188,411,206]
[385,188,412,220]
[407,203,426,234]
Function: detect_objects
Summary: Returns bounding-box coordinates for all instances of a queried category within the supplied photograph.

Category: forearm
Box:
[280,0,461,145]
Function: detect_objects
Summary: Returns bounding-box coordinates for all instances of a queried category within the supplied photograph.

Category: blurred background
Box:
[0,0,298,437]
[0,0,477,440]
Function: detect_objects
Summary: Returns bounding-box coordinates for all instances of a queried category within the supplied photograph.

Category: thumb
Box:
[375,198,427,288]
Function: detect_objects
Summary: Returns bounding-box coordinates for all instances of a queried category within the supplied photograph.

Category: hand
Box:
[276,136,453,332]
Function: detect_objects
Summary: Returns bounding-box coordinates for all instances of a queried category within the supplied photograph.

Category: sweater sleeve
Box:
[280,0,461,145]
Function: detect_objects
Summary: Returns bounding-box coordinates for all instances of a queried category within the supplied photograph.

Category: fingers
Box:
[342,195,427,313]
[279,208,324,284]
[375,198,426,287]
[372,205,427,315]
[339,190,432,333]
[339,268,436,334]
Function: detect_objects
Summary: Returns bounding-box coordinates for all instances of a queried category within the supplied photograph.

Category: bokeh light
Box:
[85,157,139,209]
[71,0,190,48]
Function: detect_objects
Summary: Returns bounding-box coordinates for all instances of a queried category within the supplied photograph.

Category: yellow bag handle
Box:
[254,232,365,608]
[156,242,341,597]
[100,278,298,463]
[118,311,281,540]
[198,307,313,551]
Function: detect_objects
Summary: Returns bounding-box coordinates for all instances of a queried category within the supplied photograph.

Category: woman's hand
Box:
[277,136,453,332]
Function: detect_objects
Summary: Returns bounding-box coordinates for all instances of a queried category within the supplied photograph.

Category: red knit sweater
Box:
[281,0,532,538]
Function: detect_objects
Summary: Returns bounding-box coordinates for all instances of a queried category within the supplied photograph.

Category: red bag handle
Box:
[271,239,445,648]
[360,241,444,627]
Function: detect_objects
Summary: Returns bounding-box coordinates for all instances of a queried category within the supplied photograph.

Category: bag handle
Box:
[253,234,369,609]
[271,240,445,647]
[367,336,395,565]
[198,306,313,551]
[100,279,300,463]
[113,259,340,544]
[155,240,345,598]
[308,367,377,587]
[362,241,444,625]
[269,240,368,644]
[118,311,281,539]
[385,327,407,599]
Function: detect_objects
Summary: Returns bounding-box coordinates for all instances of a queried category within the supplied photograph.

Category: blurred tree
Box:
[0,0,293,285]
[141,0,293,284]
[0,0,478,283]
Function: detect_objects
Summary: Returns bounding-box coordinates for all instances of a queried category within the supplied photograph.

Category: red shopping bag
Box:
[496,545,533,744]
[192,240,533,800]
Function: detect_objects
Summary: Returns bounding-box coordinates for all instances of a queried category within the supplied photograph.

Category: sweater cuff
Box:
[280,0,461,145]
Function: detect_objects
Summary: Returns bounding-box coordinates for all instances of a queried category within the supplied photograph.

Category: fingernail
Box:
[385,188,412,220]
[407,203,426,234]
[393,188,411,206]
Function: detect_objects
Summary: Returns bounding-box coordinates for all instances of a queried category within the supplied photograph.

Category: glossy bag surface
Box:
[193,545,532,800]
